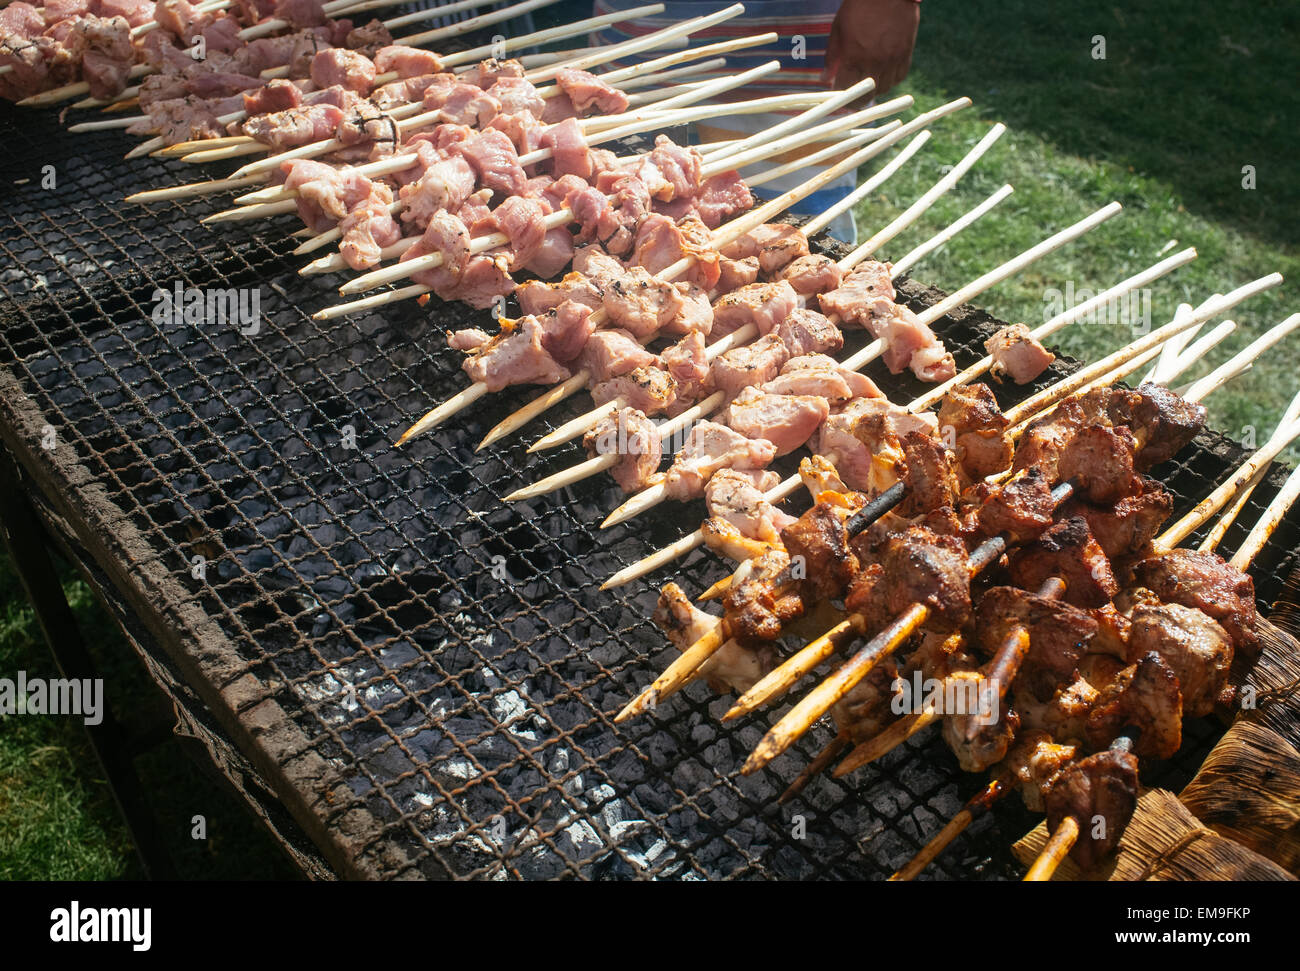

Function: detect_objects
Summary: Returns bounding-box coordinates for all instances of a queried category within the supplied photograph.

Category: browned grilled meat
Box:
[654,582,773,694]
[937,382,1013,480]
[1009,516,1119,608]
[898,430,960,516]
[871,525,972,631]
[1045,745,1139,871]
[1126,599,1234,717]
[1061,478,1173,559]
[973,586,1098,702]
[779,500,860,601]
[976,466,1057,544]
[997,730,1079,814]
[1132,548,1258,652]
[1125,384,1207,469]
[722,575,805,645]
[1056,423,1138,504]
[1084,651,1183,759]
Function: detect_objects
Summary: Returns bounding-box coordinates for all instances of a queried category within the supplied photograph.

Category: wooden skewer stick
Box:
[1182,312,1300,403]
[1198,387,1300,554]
[1230,445,1300,570]
[1022,814,1079,881]
[889,779,1006,881]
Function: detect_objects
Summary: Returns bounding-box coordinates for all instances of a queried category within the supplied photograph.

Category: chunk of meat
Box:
[660,331,712,401]
[780,501,860,600]
[556,67,629,116]
[1126,601,1233,717]
[631,214,720,291]
[818,260,896,328]
[723,387,830,456]
[397,154,477,231]
[943,689,1019,773]
[875,526,972,631]
[775,308,843,357]
[762,355,882,403]
[461,315,570,391]
[1085,652,1184,760]
[536,299,596,364]
[898,431,960,517]
[1056,423,1139,504]
[374,45,443,77]
[337,182,401,270]
[716,255,760,294]
[451,128,526,196]
[591,365,677,416]
[974,586,1098,702]
[720,223,809,275]
[602,266,684,339]
[833,397,939,493]
[578,329,657,383]
[1132,548,1258,652]
[985,323,1055,383]
[937,382,1013,480]
[539,116,591,179]
[711,280,801,340]
[663,421,777,500]
[874,304,957,382]
[997,731,1079,814]
[310,48,375,93]
[706,468,796,545]
[1045,747,1139,871]
[710,334,791,398]
[779,254,844,296]
[654,583,770,695]
[1009,516,1118,609]
[1060,481,1173,559]
[976,465,1057,543]
[584,407,663,493]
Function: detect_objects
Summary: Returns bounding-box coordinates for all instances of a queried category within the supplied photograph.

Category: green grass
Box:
[0,550,299,880]
[852,0,1300,458]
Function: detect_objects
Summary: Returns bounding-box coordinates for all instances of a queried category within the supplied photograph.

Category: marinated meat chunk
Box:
[578,329,656,383]
[722,576,806,644]
[779,253,843,296]
[898,431,960,517]
[1128,384,1207,469]
[997,731,1079,814]
[711,280,801,340]
[1009,517,1118,609]
[1061,480,1173,559]
[943,689,1019,773]
[705,468,796,545]
[1126,601,1233,717]
[723,387,829,456]
[985,323,1055,384]
[720,223,809,275]
[1057,423,1139,504]
[830,398,939,493]
[874,304,957,382]
[1085,652,1184,760]
[818,260,896,328]
[762,355,882,403]
[659,331,712,401]
[977,466,1056,543]
[602,265,684,339]
[1132,548,1258,652]
[591,365,677,416]
[775,308,844,357]
[716,255,760,294]
[937,383,1013,480]
[461,316,570,391]
[663,421,777,500]
[584,407,662,493]
[517,272,603,317]
[710,334,791,398]
[875,526,972,632]
[1045,747,1139,871]
[780,502,860,600]
[974,586,1098,702]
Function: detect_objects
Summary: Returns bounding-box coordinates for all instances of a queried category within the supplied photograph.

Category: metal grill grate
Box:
[2,91,1297,880]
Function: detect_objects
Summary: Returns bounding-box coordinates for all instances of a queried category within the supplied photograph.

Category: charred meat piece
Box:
[654,583,771,694]
[1045,747,1139,871]
[898,431,960,516]
[1085,652,1183,759]
[1126,601,1233,717]
[937,382,1013,480]
[1127,384,1207,469]
[1056,423,1139,504]
[722,576,806,645]
[997,731,1079,814]
[780,501,861,600]
[976,466,1056,544]
[875,526,972,632]
[985,323,1055,384]
[583,407,663,494]
[1060,479,1173,560]
[1132,548,1258,653]
[973,586,1098,703]
[1010,517,1118,609]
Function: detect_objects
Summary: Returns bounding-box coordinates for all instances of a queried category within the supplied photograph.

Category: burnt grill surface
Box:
[2,97,1297,880]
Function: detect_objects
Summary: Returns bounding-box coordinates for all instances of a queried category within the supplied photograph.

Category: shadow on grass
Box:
[910,0,1299,251]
